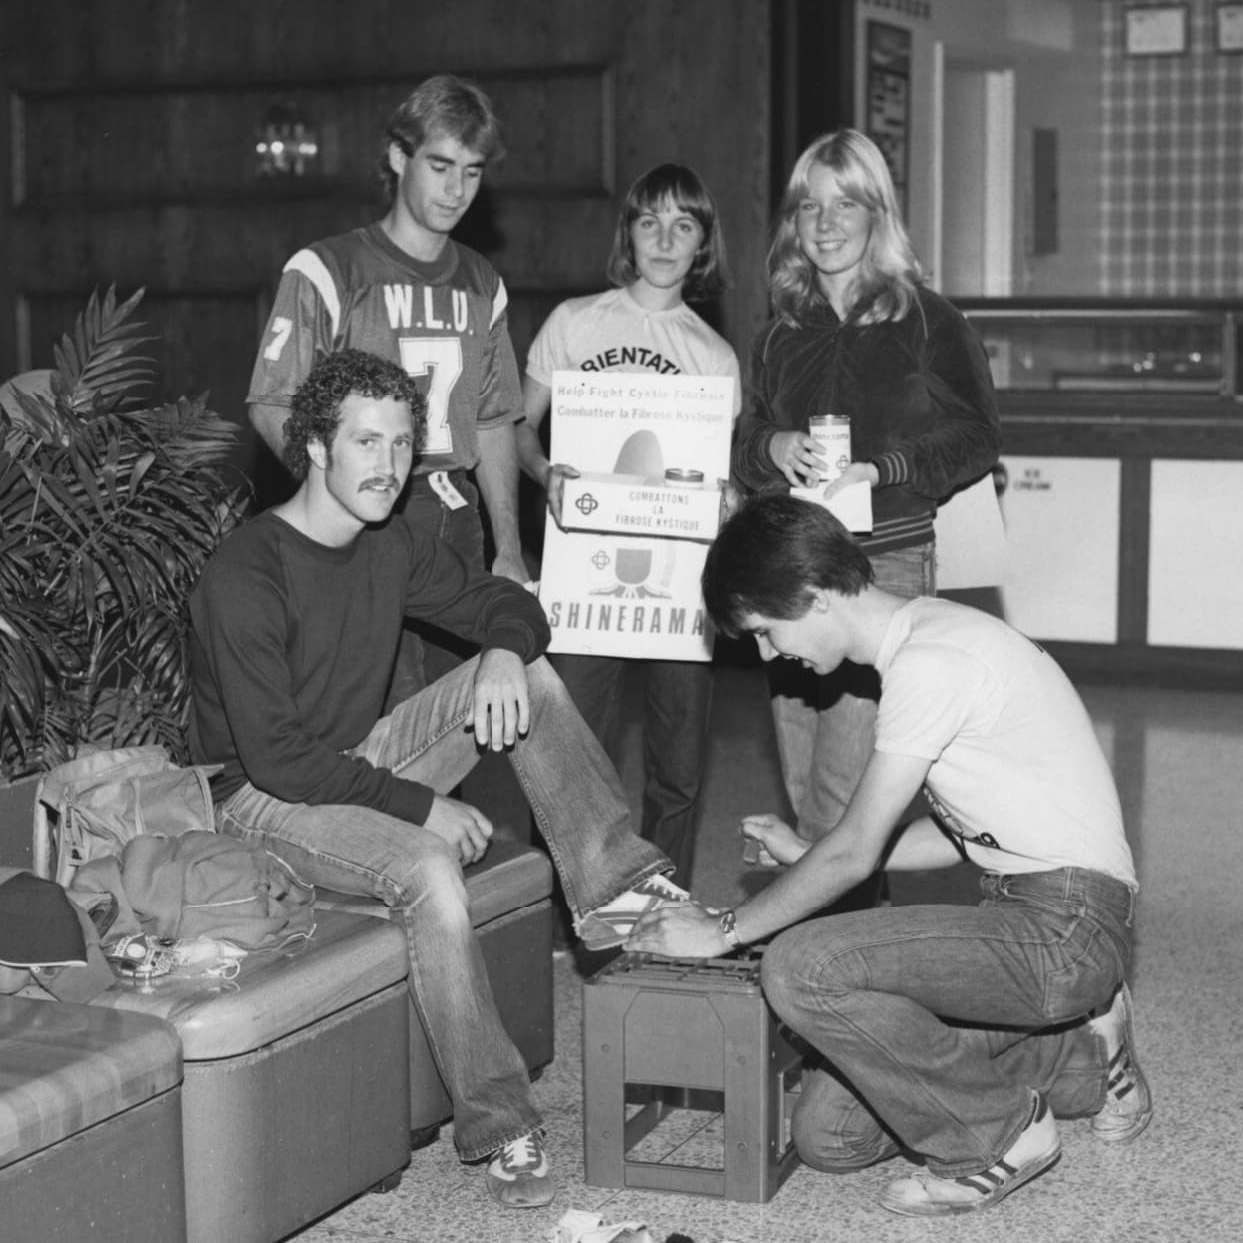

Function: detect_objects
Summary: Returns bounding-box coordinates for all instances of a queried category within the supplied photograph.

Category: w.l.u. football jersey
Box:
[247,223,522,474]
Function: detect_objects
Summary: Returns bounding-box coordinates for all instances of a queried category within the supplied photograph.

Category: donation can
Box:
[664,467,706,488]
[807,414,852,483]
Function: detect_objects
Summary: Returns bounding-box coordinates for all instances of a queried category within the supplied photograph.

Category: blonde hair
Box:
[768,129,922,326]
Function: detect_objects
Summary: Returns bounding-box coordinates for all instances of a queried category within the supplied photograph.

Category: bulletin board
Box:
[865,20,912,215]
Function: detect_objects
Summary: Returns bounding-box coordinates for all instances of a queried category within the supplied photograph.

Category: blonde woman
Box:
[732,129,1000,854]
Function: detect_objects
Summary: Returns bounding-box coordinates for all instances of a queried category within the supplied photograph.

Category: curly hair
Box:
[379,74,504,202]
[769,129,922,327]
[283,350,426,480]
[605,163,729,301]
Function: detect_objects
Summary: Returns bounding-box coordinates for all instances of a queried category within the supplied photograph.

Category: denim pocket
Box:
[1039,912,1126,1021]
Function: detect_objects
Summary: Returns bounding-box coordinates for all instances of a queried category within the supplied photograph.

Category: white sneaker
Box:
[880,1093,1061,1217]
[1089,983,1153,1144]
[484,1130,554,1208]
[576,874,691,950]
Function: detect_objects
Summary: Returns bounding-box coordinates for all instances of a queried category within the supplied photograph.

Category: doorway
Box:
[932,46,1015,296]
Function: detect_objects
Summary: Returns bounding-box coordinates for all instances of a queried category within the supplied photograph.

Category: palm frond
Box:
[131,395,242,467]
[2,377,73,449]
[52,285,159,415]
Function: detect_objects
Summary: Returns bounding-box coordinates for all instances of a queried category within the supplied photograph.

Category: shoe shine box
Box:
[560,470,724,543]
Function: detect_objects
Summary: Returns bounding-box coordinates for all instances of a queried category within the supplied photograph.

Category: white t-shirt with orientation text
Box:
[526,286,740,412]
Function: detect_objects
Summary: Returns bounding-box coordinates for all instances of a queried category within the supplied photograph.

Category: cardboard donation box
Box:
[539,372,735,661]
[560,471,724,543]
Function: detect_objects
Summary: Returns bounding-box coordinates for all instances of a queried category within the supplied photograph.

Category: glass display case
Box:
[942,300,1243,686]
[955,299,1241,399]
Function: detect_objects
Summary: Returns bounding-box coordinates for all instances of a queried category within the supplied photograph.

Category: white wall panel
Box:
[1148,459,1243,648]
[999,455,1121,642]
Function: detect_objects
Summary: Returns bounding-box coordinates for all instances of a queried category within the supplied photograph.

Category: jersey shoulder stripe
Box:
[283,248,342,337]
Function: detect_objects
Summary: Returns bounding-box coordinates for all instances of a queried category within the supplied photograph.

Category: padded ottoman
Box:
[89,908,411,1243]
[0,995,185,1243]
[316,836,555,1137]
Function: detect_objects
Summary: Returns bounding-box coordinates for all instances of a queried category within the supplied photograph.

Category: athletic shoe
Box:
[485,1130,555,1208]
[1089,983,1153,1144]
[880,1093,1061,1217]
[576,874,691,950]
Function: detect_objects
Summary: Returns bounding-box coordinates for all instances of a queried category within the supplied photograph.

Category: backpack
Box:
[34,745,218,888]
[33,745,316,953]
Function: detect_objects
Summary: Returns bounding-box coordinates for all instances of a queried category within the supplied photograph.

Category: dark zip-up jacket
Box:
[732,286,1001,555]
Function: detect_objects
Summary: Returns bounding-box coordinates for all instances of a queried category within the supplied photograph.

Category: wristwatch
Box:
[719,908,742,951]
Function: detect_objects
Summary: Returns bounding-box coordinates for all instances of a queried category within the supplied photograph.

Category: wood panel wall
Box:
[0,0,773,501]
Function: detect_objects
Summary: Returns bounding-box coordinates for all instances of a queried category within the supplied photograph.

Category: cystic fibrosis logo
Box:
[587,544,674,601]
[574,491,601,517]
[585,429,674,601]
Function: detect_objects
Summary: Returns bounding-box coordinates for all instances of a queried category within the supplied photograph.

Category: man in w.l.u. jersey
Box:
[248,74,527,696]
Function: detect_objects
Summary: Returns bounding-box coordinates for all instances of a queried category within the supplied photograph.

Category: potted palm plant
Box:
[0,286,246,852]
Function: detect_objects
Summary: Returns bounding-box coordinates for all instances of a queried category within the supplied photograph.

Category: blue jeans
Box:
[762,868,1134,1178]
[388,474,487,706]
[768,543,935,839]
[217,655,669,1161]
[552,654,714,886]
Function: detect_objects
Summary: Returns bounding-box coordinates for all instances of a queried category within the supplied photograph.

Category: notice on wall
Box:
[866,20,912,216]
[998,456,1120,644]
[538,371,735,660]
[934,474,1007,590]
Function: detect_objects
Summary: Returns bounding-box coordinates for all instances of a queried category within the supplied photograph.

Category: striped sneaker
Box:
[880,1093,1061,1217]
[485,1130,554,1208]
[1089,983,1153,1144]
[576,874,691,950]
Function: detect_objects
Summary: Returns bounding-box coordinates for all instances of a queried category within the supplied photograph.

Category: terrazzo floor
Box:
[290,662,1243,1243]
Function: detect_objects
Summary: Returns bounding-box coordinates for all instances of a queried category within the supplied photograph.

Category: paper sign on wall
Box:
[538,371,735,660]
[933,473,1007,589]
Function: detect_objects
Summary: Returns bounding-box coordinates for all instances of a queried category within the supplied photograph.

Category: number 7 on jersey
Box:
[399,337,463,457]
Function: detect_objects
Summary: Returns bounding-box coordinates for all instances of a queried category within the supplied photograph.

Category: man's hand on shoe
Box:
[626,902,725,959]
[472,649,530,751]
[424,795,493,866]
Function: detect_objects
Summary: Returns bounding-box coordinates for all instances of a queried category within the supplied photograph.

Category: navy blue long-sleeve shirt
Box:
[188,510,549,825]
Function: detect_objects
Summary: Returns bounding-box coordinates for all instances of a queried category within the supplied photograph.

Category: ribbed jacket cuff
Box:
[872,451,910,487]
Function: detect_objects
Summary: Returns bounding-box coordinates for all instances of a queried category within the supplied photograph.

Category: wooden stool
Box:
[582,952,803,1202]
